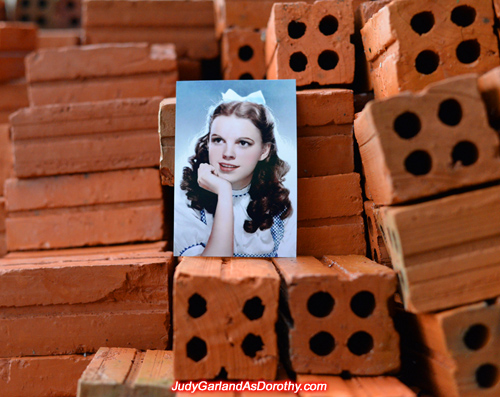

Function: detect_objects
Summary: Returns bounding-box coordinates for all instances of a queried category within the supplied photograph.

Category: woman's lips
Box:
[219,162,239,172]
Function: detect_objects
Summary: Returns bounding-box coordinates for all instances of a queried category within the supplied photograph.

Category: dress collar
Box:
[232,184,251,197]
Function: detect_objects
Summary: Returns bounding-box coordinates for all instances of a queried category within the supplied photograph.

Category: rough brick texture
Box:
[378,184,500,313]
[266,0,355,86]
[397,298,500,397]
[362,0,499,98]
[297,374,415,397]
[0,198,5,257]
[174,257,280,380]
[0,79,29,123]
[274,256,399,375]
[83,0,217,60]
[364,201,391,267]
[214,0,315,38]
[0,123,11,196]
[478,66,500,127]
[0,354,93,397]
[354,75,500,205]
[5,168,163,251]
[159,97,175,186]
[78,348,174,396]
[222,28,265,80]
[0,249,173,356]
[37,28,81,48]
[25,43,177,105]
[0,22,37,51]
[10,97,162,177]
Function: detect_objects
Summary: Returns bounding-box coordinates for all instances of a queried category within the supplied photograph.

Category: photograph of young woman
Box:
[174,80,297,257]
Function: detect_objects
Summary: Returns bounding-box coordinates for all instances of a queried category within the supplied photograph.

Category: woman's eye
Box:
[239,140,251,147]
[211,137,222,143]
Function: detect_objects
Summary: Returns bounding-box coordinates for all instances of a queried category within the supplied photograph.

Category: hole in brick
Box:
[243,297,265,320]
[288,21,306,39]
[239,73,254,80]
[38,0,47,8]
[36,16,46,26]
[319,15,338,36]
[309,332,335,356]
[438,99,462,126]
[186,337,207,362]
[350,291,376,318]
[188,293,207,318]
[21,0,30,7]
[238,45,254,61]
[307,292,335,317]
[215,367,228,380]
[373,250,379,263]
[70,17,80,27]
[67,0,75,9]
[394,112,421,139]
[411,11,435,35]
[241,333,264,358]
[20,15,30,21]
[456,40,480,64]
[415,50,439,75]
[451,5,476,27]
[452,141,478,166]
[347,331,374,356]
[476,364,499,388]
[318,50,339,70]
[464,324,489,350]
[405,150,432,176]
[290,52,308,72]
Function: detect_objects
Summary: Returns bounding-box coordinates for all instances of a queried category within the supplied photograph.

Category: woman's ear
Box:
[259,143,272,161]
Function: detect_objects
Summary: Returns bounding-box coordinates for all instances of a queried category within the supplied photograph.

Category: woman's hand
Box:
[197,163,231,195]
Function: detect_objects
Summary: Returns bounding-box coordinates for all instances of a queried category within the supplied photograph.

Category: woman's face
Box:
[208,114,270,190]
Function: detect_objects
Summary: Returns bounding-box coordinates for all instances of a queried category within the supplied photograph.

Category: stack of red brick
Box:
[82,0,218,80]
[354,1,500,395]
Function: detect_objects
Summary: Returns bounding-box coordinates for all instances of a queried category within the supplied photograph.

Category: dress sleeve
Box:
[277,212,297,257]
[173,190,212,256]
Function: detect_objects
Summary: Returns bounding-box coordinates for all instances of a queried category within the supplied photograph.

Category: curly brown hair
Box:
[181,100,292,233]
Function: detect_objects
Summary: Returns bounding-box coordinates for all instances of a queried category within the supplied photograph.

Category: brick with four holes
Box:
[361,0,499,98]
[173,257,280,380]
[354,75,500,205]
[273,255,399,375]
[266,0,355,86]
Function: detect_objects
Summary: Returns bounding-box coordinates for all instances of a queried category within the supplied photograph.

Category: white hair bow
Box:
[222,89,266,105]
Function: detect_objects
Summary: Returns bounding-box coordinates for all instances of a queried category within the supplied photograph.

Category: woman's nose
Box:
[223,144,235,159]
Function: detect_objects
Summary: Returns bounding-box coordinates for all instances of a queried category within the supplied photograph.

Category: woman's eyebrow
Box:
[238,137,255,143]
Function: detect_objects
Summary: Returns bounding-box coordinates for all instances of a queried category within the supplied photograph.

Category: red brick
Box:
[297,89,354,127]
[0,354,93,397]
[275,256,399,375]
[397,299,500,397]
[0,198,5,257]
[0,249,172,307]
[298,135,354,177]
[37,28,81,48]
[28,73,176,106]
[5,168,161,211]
[297,216,366,257]
[298,174,363,221]
[0,2,4,20]
[10,97,162,177]
[13,0,81,29]
[297,374,415,397]
[78,348,174,396]
[178,58,203,81]
[266,1,355,86]
[362,0,499,98]
[0,124,11,196]
[26,43,176,83]
[378,184,500,313]
[222,28,266,80]
[159,97,176,186]
[4,241,167,259]
[214,0,315,38]
[84,27,218,60]
[0,22,37,51]
[478,66,500,126]
[174,257,280,380]
[7,201,163,251]
[83,0,214,28]
[364,201,391,267]
[354,75,500,205]
[0,54,29,82]
[0,79,29,116]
